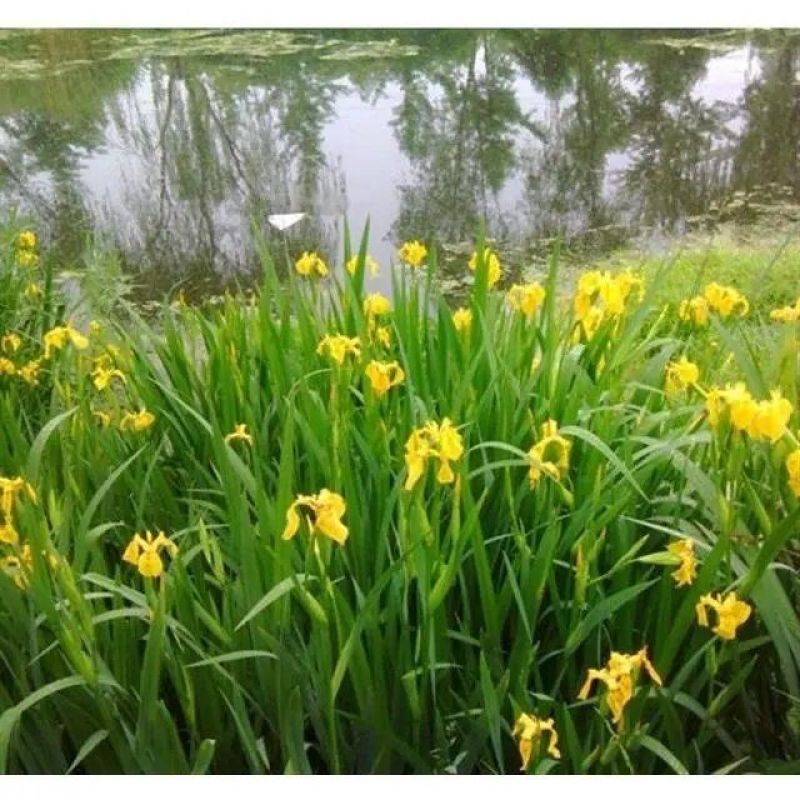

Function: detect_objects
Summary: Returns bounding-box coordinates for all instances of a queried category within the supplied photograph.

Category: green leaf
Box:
[236,575,312,630]
[565,580,657,654]
[638,733,689,774]
[191,739,216,775]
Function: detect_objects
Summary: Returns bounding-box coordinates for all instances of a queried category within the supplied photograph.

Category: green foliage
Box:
[0,222,799,774]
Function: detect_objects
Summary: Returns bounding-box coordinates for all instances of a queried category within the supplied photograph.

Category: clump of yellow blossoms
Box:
[665,356,700,396]
[667,539,697,587]
[283,490,348,546]
[770,298,800,322]
[513,713,560,769]
[703,283,749,318]
[295,251,329,278]
[679,296,710,326]
[452,307,472,333]
[43,325,89,359]
[578,647,662,726]
[120,408,156,432]
[123,531,178,578]
[528,420,571,489]
[696,591,752,640]
[705,384,792,443]
[0,357,14,376]
[683,284,749,324]
[0,476,37,546]
[398,240,428,269]
[404,418,465,491]
[317,334,362,366]
[468,246,502,288]
[785,450,800,497]
[346,254,379,276]
[365,360,405,398]
[15,230,38,267]
[225,423,253,446]
[507,283,546,318]
[573,270,643,340]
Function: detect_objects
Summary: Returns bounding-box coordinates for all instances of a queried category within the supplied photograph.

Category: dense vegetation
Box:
[0,223,799,774]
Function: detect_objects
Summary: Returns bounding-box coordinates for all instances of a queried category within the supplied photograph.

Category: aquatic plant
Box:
[0,224,798,775]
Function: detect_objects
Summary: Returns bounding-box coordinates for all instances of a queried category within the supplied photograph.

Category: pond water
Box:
[0,29,799,298]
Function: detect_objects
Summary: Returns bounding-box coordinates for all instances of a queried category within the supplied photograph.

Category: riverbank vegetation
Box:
[1,222,799,774]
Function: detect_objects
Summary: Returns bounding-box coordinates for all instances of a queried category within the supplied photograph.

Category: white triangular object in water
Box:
[267,213,306,231]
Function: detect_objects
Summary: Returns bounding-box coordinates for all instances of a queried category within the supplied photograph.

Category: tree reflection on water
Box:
[0,29,798,296]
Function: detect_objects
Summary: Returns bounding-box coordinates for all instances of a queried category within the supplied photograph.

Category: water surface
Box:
[0,29,798,297]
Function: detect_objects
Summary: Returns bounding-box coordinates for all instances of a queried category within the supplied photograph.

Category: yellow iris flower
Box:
[703,283,749,318]
[706,383,792,442]
[513,713,560,769]
[507,283,546,318]
[365,360,405,398]
[43,325,89,359]
[91,355,126,391]
[404,418,465,491]
[120,408,156,432]
[17,359,42,386]
[16,230,37,251]
[0,358,15,376]
[16,251,38,267]
[363,294,392,347]
[468,247,502,288]
[452,307,472,333]
[225,423,253,446]
[398,240,428,268]
[346,254,380,276]
[24,283,43,300]
[679,296,710,326]
[123,530,178,578]
[363,293,392,319]
[317,334,362,366]
[93,409,112,428]
[0,545,34,590]
[696,591,752,640]
[667,539,697,587]
[769,298,800,322]
[785,449,800,497]
[294,251,329,278]
[0,476,37,546]
[2,333,22,353]
[282,489,348,546]
[721,382,757,431]
[578,647,662,727]
[573,269,643,340]
[0,544,60,590]
[704,387,725,427]
[373,325,392,348]
[528,420,571,489]
[665,356,700,396]
[748,390,793,442]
